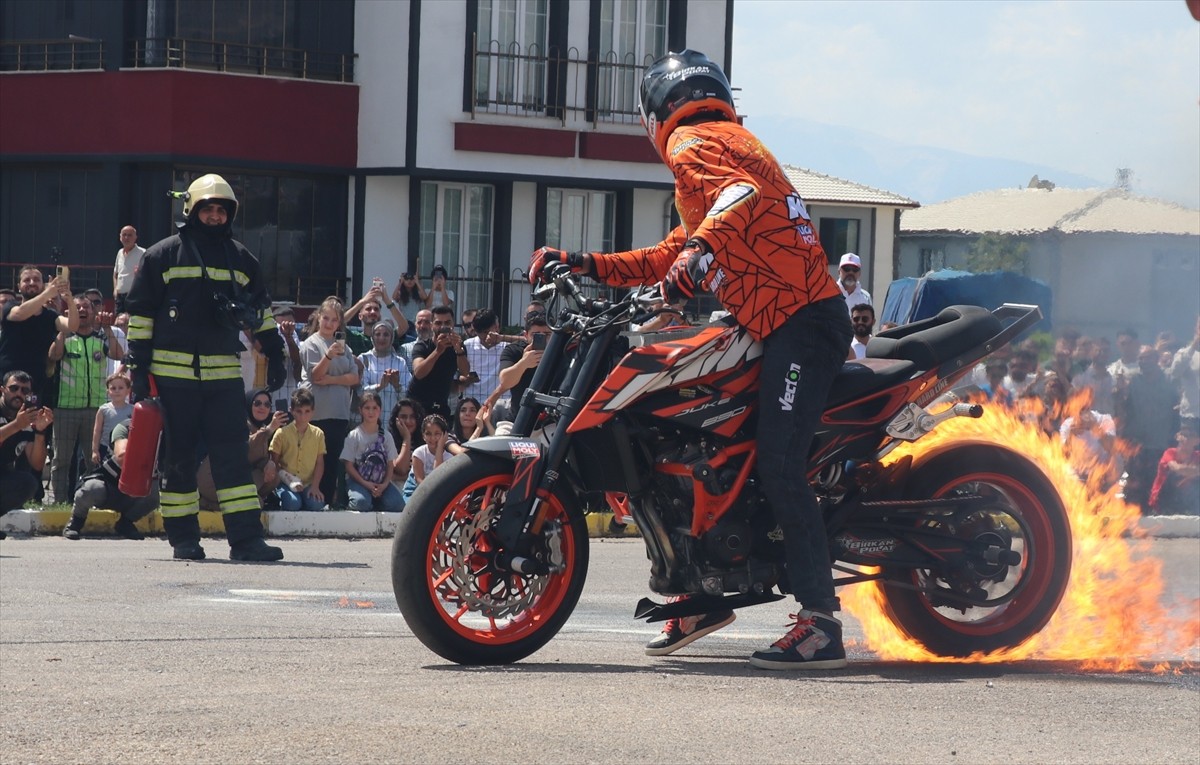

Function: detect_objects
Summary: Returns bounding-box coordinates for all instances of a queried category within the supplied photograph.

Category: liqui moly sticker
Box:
[509,441,540,458]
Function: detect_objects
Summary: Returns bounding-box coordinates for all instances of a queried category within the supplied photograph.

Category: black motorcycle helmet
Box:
[638,49,737,160]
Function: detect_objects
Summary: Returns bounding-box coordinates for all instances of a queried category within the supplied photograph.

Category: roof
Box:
[782,165,919,208]
[900,187,1200,237]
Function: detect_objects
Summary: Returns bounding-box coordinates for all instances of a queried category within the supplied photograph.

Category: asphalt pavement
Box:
[1,537,1197,764]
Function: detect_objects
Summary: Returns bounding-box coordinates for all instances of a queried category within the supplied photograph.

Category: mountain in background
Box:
[744,114,1105,205]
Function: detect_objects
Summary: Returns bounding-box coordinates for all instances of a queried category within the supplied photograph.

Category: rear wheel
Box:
[880,445,1072,657]
[392,452,589,665]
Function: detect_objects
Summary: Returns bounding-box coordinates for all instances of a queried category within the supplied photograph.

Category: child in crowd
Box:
[341,391,405,512]
[91,372,133,465]
[402,413,454,503]
[388,398,423,496]
[269,389,327,511]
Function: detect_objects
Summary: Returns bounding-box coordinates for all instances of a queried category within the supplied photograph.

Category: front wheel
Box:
[391,452,589,665]
[880,444,1072,657]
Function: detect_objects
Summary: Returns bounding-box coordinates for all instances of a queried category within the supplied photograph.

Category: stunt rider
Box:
[125,174,287,561]
[529,50,852,670]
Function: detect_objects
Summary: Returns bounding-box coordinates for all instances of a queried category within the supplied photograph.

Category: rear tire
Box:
[880,445,1071,657]
[392,452,589,665]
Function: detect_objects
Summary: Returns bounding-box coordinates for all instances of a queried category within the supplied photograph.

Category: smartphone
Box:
[334,330,346,342]
[532,333,548,351]
[56,265,70,281]
[274,399,288,413]
[26,394,39,409]
[435,326,451,337]
[372,277,385,291]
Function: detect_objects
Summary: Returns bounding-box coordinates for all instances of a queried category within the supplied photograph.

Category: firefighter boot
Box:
[163,514,206,560]
[224,509,283,562]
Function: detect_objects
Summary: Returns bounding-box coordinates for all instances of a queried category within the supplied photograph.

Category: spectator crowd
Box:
[0,247,560,538]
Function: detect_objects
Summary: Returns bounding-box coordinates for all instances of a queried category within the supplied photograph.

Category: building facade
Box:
[899,186,1200,341]
[1,0,735,324]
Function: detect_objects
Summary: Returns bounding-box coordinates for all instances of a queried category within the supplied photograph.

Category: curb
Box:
[3,509,1194,539]
[1,509,644,539]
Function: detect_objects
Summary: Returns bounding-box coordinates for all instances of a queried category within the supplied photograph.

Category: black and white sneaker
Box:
[645,607,736,656]
[749,610,847,670]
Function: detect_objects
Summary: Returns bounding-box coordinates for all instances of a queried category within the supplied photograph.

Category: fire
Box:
[841,393,1200,671]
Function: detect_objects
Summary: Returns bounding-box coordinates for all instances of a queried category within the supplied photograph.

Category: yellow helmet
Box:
[182,174,238,220]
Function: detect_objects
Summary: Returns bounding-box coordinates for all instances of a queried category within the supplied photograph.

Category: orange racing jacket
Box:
[591,120,841,341]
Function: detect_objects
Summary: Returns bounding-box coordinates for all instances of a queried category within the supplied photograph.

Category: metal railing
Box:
[471,39,655,128]
[128,38,355,83]
[0,39,104,72]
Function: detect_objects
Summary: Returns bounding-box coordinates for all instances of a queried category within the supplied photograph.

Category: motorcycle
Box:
[391,264,1071,665]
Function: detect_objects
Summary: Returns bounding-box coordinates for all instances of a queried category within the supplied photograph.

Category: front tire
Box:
[880,445,1072,657]
[392,452,589,665]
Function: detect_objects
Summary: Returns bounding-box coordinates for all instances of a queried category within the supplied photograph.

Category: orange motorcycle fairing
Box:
[569,323,763,433]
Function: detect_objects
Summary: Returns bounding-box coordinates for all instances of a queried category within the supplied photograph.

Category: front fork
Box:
[492,327,616,574]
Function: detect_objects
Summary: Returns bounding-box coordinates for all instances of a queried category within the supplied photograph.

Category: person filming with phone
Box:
[0,265,79,398]
[0,370,54,537]
[491,312,552,426]
[407,304,470,419]
[300,296,360,507]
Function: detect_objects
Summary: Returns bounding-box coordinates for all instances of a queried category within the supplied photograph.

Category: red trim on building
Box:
[454,122,575,158]
[0,71,358,168]
[578,132,660,164]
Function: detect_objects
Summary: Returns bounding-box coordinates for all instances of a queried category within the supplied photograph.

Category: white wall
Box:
[631,188,675,246]
[362,176,411,283]
[686,0,730,62]
[355,0,410,168]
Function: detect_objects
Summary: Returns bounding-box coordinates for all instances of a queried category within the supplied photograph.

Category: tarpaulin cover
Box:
[881,270,1052,330]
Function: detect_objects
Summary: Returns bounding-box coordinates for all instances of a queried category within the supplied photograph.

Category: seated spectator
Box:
[198,389,286,510]
[402,413,453,503]
[1149,420,1200,515]
[341,391,405,512]
[453,396,494,443]
[63,418,157,540]
[388,398,423,496]
[1,370,52,537]
[91,372,133,465]
[269,389,327,512]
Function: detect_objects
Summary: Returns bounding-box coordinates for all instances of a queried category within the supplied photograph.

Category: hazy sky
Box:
[732,0,1200,207]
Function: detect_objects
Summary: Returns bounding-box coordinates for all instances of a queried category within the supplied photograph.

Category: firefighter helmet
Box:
[638,49,737,160]
[182,174,238,221]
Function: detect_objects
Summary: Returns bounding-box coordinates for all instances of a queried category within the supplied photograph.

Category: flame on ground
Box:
[841,394,1200,672]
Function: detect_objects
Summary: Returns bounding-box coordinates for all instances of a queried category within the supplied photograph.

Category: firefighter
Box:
[125,174,287,561]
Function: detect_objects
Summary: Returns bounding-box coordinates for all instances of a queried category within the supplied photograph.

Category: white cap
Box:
[839,253,861,269]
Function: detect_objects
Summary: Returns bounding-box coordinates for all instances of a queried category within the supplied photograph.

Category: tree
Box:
[964,234,1029,274]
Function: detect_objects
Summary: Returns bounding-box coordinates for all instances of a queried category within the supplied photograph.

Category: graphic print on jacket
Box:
[591,120,841,341]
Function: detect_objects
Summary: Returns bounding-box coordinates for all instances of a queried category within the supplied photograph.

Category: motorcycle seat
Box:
[828,357,917,407]
[866,305,1003,370]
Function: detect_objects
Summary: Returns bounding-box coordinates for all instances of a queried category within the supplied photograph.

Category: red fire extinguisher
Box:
[119,375,164,498]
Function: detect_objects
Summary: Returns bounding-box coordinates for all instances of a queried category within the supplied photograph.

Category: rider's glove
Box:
[529,247,588,285]
[662,240,713,304]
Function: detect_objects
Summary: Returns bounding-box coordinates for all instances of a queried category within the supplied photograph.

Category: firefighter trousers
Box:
[158,383,264,547]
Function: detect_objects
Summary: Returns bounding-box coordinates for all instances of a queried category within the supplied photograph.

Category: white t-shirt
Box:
[428,287,455,309]
[114,245,146,294]
[461,335,508,401]
[340,425,398,485]
[841,283,872,314]
[850,337,869,359]
[411,442,452,476]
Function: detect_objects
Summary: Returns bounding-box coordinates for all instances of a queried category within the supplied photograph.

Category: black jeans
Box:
[313,418,348,505]
[755,297,852,613]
